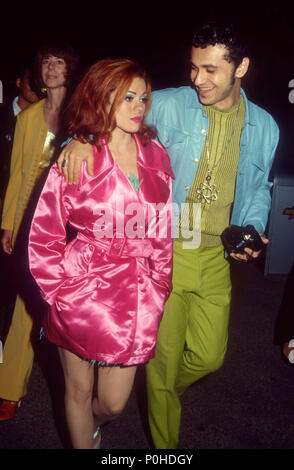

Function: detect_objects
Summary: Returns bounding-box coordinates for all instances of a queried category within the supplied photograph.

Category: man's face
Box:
[18,70,38,104]
[190,44,246,110]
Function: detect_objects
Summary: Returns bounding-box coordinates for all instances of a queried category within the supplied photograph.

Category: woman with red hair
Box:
[28,58,174,449]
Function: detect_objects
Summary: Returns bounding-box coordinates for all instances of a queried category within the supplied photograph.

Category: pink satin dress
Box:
[29,135,174,366]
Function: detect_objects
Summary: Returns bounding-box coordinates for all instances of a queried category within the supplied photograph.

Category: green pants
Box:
[146,240,231,449]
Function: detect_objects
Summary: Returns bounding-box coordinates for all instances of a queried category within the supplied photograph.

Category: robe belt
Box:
[76,232,153,258]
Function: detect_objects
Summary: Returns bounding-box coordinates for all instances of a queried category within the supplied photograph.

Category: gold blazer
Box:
[1,99,48,246]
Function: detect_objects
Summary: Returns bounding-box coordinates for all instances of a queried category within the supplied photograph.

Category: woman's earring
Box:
[41,87,47,93]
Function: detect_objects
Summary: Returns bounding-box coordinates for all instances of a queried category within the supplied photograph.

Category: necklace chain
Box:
[196,102,241,205]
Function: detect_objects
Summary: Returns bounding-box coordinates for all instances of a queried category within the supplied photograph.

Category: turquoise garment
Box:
[145,87,279,233]
[61,88,279,233]
[127,173,140,192]
[143,86,279,450]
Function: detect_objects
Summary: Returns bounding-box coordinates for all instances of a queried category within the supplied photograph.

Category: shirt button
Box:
[194,158,199,163]
[184,185,189,191]
[201,129,206,135]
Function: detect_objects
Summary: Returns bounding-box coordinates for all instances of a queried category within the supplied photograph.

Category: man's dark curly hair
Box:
[192,21,249,69]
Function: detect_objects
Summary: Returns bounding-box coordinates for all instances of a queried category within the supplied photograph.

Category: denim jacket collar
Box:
[241,89,257,127]
[186,86,257,127]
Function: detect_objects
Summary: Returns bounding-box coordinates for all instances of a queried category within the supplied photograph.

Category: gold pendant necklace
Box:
[196,151,219,204]
[196,170,218,204]
[196,102,241,205]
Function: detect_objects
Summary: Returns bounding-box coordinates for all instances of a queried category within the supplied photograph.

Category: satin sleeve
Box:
[149,174,173,298]
[28,163,69,305]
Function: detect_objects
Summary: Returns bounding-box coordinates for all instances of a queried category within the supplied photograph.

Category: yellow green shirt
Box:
[179,95,245,247]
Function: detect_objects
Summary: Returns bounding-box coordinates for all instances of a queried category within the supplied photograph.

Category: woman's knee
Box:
[65,377,93,405]
[97,365,136,419]
[58,348,94,405]
[99,397,126,419]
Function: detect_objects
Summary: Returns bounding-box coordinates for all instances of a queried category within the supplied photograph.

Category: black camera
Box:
[221,224,265,254]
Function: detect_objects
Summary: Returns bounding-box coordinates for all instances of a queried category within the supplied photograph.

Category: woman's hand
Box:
[1,230,13,254]
[57,140,94,184]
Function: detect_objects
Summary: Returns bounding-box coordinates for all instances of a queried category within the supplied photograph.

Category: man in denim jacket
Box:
[58,21,279,449]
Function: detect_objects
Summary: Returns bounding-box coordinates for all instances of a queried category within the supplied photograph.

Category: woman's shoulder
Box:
[17,99,45,123]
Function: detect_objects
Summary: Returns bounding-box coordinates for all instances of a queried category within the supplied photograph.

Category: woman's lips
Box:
[131,116,142,123]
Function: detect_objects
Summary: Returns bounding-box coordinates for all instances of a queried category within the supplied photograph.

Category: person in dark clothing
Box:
[0,66,38,346]
[0,66,38,208]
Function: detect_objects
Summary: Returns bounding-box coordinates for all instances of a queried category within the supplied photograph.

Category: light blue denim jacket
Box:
[146,86,279,233]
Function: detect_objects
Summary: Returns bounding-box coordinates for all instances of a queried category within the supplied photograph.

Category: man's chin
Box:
[197,95,214,107]
[192,85,214,106]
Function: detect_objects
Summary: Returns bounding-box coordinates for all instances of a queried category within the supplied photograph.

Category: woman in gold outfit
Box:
[0,43,79,420]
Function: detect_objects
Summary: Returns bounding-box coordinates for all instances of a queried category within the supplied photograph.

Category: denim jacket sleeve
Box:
[230,97,279,233]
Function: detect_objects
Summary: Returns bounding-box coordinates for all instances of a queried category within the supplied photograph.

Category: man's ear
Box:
[15,78,21,89]
[235,57,250,79]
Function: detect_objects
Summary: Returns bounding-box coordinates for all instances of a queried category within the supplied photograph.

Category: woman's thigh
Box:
[58,347,94,397]
[97,365,137,414]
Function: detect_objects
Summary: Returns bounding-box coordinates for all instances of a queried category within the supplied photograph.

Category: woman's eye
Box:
[140,96,148,104]
[125,94,134,102]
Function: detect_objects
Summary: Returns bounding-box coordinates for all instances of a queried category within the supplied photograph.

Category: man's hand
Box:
[1,230,13,254]
[229,233,269,262]
[57,140,94,184]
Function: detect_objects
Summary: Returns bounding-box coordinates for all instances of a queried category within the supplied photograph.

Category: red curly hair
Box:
[62,58,156,148]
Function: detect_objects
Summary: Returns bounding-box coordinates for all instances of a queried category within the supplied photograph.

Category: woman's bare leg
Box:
[59,347,137,448]
[58,347,95,449]
[92,365,137,429]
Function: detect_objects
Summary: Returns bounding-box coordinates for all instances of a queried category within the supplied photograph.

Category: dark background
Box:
[0,2,294,452]
[1,2,294,170]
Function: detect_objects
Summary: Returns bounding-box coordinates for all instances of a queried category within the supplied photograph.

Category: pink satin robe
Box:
[29,135,174,365]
